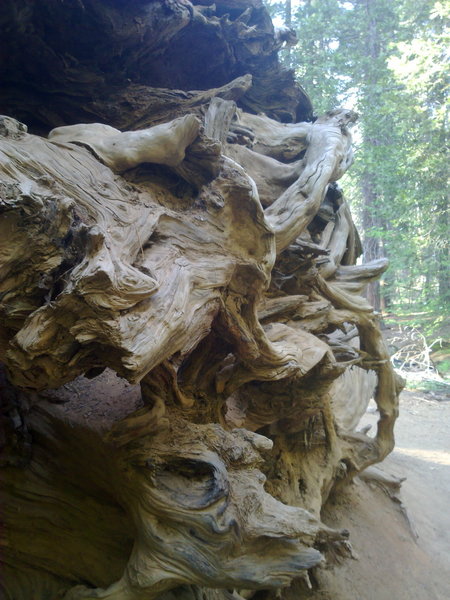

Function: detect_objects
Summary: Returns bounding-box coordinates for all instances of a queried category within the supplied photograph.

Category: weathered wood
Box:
[48,115,202,172]
[264,109,357,253]
[0,3,400,598]
[1,405,348,600]
[0,98,400,597]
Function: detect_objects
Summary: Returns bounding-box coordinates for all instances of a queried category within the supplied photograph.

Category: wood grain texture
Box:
[0,4,400,598]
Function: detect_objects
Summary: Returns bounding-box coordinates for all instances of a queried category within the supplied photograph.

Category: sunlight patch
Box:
[395,447,450,466]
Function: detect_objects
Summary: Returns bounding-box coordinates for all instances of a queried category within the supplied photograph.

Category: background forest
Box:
[265,0,449,366]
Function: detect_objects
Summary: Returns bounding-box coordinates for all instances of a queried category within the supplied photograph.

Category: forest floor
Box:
[316,388,450,600]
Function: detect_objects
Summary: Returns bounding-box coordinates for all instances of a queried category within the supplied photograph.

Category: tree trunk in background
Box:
[359,0,388,314]
[436,171,450,306]
[285,0,292,26]
[361,173,386,312]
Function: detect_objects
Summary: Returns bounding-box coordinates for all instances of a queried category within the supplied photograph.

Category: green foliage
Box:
[435,358,450,380]
[264,0,449,318]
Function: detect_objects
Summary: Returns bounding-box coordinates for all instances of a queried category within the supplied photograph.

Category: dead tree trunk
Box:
[0,2,401,600]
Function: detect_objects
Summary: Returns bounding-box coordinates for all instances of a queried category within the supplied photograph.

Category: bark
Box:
[0,2,400,600]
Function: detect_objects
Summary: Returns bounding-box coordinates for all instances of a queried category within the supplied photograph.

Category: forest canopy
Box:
[266,0,449,329]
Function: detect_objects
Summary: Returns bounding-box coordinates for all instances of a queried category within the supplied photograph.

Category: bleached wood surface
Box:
[0,85,400,600]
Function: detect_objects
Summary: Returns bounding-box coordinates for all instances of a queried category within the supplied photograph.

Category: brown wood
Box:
[0,3,400,599]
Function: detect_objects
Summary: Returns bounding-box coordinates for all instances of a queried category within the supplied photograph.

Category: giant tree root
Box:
[0,75,400,600]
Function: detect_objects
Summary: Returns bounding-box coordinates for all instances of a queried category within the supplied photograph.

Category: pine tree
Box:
[265,0,449,319]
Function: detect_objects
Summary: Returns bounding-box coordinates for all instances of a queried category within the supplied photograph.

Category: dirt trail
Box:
[314,390,450,600]
[383,391,450,577]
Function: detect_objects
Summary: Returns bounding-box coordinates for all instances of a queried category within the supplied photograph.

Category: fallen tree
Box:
[0,2,402,599]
